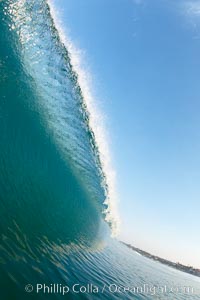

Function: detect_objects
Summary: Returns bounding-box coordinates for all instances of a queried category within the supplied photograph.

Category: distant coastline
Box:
[121,241,200,278]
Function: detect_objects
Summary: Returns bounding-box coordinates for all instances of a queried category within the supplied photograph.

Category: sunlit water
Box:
[0,0,199,299]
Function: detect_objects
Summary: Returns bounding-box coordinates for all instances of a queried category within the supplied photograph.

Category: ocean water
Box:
[0,0,200,299]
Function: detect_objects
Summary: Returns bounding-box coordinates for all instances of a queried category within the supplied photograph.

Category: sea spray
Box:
[0,1,200,299]
[46,0,120,235]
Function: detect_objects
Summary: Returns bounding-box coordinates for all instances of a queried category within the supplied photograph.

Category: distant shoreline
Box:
[121,241,200,278]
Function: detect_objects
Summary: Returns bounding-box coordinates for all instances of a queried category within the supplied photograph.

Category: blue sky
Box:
[53,0,200,268]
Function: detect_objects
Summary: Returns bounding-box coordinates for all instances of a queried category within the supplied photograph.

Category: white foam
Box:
[47,0,120,236]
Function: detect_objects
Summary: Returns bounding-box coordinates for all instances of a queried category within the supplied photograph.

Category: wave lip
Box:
[5,0,119,234]
[47,0,120,235]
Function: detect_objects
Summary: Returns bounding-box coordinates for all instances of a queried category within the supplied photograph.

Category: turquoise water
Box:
[0,0,200,299]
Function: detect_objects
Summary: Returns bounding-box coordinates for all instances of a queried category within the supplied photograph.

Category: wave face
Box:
[0,0,110,293]
[0,1,200,299]
[0,0,112,242]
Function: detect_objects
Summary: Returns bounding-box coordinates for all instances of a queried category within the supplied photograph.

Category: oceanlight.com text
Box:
[25,283,196,296]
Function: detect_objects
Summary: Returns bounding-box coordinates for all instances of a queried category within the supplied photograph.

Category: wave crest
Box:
[5,0,120,235]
